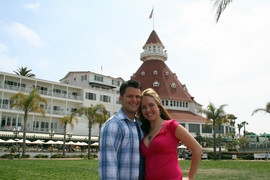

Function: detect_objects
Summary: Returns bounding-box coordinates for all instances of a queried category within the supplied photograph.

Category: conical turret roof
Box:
[144,30,163,45]
[131,30,207,123]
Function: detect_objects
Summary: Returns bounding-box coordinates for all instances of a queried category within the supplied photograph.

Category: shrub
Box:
[34,154,49,158]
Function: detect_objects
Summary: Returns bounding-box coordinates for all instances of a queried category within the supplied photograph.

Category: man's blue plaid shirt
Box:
[99,108,144,180]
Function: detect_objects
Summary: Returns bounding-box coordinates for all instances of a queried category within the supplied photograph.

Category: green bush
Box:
[1,153,30,159]
[204,152,254,160]
[34,154,49,158]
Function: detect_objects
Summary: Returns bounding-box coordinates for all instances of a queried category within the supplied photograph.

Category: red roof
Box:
[168,110,207,123]
[145,30,163,45]
[132,60,195,102]
[131,30,207,124]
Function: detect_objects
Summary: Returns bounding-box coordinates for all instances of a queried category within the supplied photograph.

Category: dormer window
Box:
[141,71,145,76]
[183,85,187,91]
[153,81,160,87]
[171,83,176,88]
[153,70,158,75]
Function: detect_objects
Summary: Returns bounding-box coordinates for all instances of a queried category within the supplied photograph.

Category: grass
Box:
[0,159,269,180]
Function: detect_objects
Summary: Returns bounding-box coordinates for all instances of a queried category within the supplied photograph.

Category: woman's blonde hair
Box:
[138,88,172,133]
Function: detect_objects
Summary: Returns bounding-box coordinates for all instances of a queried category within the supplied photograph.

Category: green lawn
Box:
[0,159,269,180]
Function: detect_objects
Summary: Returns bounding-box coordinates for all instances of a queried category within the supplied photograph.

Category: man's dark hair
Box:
[119,80,142,96]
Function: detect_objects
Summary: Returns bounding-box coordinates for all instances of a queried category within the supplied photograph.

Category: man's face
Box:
[119,87,141,119]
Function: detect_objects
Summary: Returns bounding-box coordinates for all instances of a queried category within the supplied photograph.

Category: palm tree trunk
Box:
[22,113,27,157]
[218,126,222,160]
[98,124,102,152]
[88,123,92,160]
[63,125,67,156]
[213,127,217,160]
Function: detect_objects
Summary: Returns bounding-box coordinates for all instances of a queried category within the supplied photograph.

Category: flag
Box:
[149,8,153,19]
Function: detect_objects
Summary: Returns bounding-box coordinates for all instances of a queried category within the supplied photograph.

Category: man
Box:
[99,80,144,180]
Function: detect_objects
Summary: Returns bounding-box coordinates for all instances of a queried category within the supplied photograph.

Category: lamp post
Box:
[49,130,55,140]
[13,128,19,138]
[67,132,73,152]
[13,128,20,159]
[48,130,54,158]
[67,132,73,141]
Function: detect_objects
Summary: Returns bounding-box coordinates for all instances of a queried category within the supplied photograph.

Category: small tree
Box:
[237,123,243,136]
[10,88,47,157]
[77,104,107,159]
[223,131,237,151]
[216,115,229,159]
[60,113,78,156]
[241,121,249,137]
[199,102,227,160]
[95,110,109,151]
[238,136,250,152]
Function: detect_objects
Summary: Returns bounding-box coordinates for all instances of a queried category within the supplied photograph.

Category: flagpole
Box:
[149,6,154,30]
[152,6,154,30]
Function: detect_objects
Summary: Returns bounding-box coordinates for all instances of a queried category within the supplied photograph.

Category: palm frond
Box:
[213,0,233,22]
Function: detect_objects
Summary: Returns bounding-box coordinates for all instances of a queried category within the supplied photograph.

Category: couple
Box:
[99,80,202,180]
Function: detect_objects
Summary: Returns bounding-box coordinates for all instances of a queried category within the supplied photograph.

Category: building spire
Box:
[140,30,167,62]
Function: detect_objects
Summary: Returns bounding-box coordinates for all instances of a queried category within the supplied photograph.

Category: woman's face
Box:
[141,96,160,122]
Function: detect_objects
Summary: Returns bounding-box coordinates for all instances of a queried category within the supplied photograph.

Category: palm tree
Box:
[227,114,237,126]
[241,121,249,137]
[10,88,47,157]
[252,101,270,116]
[95,110,109,151]
[213,0,233,22]
[199,102,227,160]
[237,123,243,136]
[216,115,229,159]
[14,67,35,77]
[77,104,107,160]
[60,113,78,156]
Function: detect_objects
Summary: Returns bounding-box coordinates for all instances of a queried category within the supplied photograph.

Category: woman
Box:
[138,88,202,180]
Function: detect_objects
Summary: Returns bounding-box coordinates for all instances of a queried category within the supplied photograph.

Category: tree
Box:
[252,101,270,116]
[77,104,107,160]
[213,0,233,22]
[241,121,249,137]
[10,88,47,157]
[199,102,227,160]
[60,113,78,156]
[216,115,229,159]
[238,135,250,151]
[14,67,35,77]
[95,109,109,151]
[237,123,243,136]
[227,114,237,126]
[223,131,237,151]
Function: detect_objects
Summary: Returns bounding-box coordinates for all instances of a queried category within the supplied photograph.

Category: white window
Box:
[86,92,96,100]
[141,71,145,76]
[171,83,176,88]
[153,81,160,87]
[153,70,158,75]
[100,95,111,103]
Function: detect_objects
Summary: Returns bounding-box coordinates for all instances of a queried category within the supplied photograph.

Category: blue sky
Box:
[0,0,270,135]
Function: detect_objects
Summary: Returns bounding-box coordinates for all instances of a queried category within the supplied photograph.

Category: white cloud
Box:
[8,22,42,47]
[22,2,40,10]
